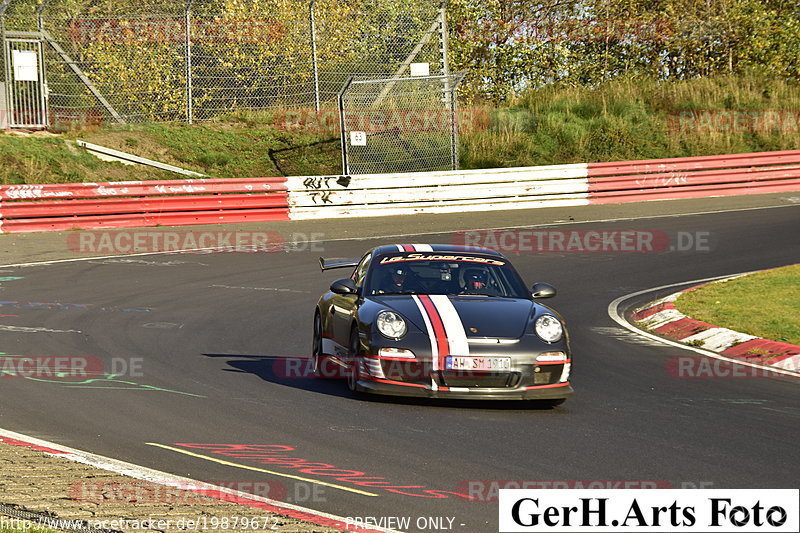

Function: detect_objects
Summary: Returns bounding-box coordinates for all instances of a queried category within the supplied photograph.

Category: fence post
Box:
[338,76,354,175]
[309,0,320,112]
[35,0,51,129]
[0,0,10,130]
[439,1,449,77]
[439,1,452,113]
[450,74,461,171]
[185,0,193,124]
[36,0,53,33]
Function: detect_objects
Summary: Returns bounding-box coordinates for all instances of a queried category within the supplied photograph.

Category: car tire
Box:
[311,312,323,377]
[347,327,361,393]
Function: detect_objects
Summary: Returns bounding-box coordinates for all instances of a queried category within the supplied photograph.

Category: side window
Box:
[352,253,371,286]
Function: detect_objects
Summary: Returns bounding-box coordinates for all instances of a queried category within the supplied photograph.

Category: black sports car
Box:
[313,244,573,402]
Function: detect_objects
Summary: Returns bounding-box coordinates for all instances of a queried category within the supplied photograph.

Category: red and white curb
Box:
[0,428,401,533]
[631,275,800,375]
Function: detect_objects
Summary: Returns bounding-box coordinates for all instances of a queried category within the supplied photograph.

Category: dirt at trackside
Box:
[0,441,337,533]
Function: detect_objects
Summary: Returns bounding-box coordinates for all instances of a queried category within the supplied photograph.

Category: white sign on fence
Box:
[410,62,430,76]
[12,50,39,82]
[350,131,367,146]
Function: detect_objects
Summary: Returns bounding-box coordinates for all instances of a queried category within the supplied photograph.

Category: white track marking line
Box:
[0,325,81,333]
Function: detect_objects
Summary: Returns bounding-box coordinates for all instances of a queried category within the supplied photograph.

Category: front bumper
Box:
[356,350,572,400]
[355,376,574,400]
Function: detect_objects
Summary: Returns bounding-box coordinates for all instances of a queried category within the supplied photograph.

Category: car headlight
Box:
[377,310,407,339]
[535,314,563,343]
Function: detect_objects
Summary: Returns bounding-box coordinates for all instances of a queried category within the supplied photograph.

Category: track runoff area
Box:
[0,193,797,533]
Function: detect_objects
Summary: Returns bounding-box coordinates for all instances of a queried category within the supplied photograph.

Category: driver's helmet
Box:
[392,267,408,277]
[463,267,488,290]
[390,267,408,285]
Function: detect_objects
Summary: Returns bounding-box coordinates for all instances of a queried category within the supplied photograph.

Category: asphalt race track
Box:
[0,201,798,532]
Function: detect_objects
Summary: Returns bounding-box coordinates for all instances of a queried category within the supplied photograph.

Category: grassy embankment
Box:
[675,264,800,346]
[0,73,797,184]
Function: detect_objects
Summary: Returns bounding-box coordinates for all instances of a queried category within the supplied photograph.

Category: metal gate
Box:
[3,38,47,128]
[338,73,463,175]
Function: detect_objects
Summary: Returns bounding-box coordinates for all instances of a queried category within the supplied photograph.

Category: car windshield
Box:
[365,253,530,298]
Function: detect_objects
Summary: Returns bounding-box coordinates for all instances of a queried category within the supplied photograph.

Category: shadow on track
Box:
[203,353,352,398]
[203,353,571,412]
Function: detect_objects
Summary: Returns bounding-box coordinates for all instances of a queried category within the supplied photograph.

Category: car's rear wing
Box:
[319,257,359,272]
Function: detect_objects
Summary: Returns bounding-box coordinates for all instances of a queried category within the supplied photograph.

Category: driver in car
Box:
[373,266,422,294]
[387,267,419,291]
[461,267,490,293]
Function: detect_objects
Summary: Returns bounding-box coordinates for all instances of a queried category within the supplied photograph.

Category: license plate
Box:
[445,356,511,371]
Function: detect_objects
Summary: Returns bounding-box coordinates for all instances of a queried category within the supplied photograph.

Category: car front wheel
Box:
[311,312,323,377]
[347,327,361,392]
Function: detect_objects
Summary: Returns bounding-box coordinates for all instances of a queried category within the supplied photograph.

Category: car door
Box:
[330,252,370,352]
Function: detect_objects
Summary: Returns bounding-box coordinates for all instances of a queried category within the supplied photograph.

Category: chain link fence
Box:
[0,0,447,127]
[339,73,462,174]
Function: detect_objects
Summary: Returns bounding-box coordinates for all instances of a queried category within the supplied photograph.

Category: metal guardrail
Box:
[0,178,289,232]
[1,150,798,233]
[587,150,800,203]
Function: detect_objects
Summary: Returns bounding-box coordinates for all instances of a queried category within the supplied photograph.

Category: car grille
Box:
[381,361,433,386]
[380,361,560,389]
[441,371,520,388]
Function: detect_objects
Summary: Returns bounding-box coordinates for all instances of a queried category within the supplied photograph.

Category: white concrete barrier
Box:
[287,164,590,219]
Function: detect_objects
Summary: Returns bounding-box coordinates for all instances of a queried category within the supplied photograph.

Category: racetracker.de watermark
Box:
[272,357,565,380]
[68,480,288,503]
[273,108,490,134]
[667,356,797,378]
[456,480,676,503]
[67,18,286,44]
[453,230,712,253]
[455,17,673,44]
[668,110,800,133]
[66,231,325,254]
[0,355,143,379]
[86,516,283,532]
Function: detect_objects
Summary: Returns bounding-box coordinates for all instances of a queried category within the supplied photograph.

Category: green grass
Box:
[0,133,181,185]
[675,264,800,346]
[0,72,797,183]
[0,110,342,185]
[70,110,341,179]
[459,72,800,168]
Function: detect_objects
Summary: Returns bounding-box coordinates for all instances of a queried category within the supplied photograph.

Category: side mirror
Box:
[531,282,556,299]
[331,278,359,295]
